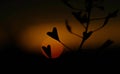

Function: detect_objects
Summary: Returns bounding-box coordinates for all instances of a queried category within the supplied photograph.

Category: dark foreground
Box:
[0,43,120,68]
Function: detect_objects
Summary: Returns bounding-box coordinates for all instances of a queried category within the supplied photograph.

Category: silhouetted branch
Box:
[78,31,93,49]
[72,11,87,28]
[85,0,93,12]
[62,0,118,55]
[78,0,93,49]
[65,20,83,38]
[71,32,83,38]
[93,9,119,32]
[61,0,85,11]
[59,41,73,51]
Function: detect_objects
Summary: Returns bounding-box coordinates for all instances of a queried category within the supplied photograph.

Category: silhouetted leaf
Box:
[65,20,72,32]
[42,45,51,58]
[99,40,114,49]
[97,39,113,56]
[47,27,60,41]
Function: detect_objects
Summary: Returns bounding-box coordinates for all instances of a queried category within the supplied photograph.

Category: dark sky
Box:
[0,0,119,18]
[0,0,119,21]
[0,0,119,26]
[0,0,120,50]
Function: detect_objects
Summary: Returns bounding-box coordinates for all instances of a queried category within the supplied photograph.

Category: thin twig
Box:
[59,41,73,51]
[93,25,105,32]
[61,0,85,11]
[80,23,87,29]
[71,32,83,38]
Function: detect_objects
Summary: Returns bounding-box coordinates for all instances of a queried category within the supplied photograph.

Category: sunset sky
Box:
[0,0,120,54]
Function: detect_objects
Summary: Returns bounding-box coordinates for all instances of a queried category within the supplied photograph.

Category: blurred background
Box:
[0,0,120,57]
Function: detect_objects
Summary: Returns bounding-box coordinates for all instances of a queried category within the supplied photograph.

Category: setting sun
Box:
[41,37,64,59]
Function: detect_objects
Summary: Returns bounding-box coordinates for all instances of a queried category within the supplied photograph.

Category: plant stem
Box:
[59,41,72,51]
[78,1,92,50]
[86,7,91,32]
[78,39,85,51]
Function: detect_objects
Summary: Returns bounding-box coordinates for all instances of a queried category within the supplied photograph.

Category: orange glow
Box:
[16,16,120,55]
[41,37,64,59]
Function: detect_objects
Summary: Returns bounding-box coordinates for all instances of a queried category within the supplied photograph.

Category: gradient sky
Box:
[0,0,120,53]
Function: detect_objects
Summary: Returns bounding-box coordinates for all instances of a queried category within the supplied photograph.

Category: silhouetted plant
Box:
[42,27,73,58]
[62,0,119,51]
[47,27,72,51]
[43,0,119,58]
